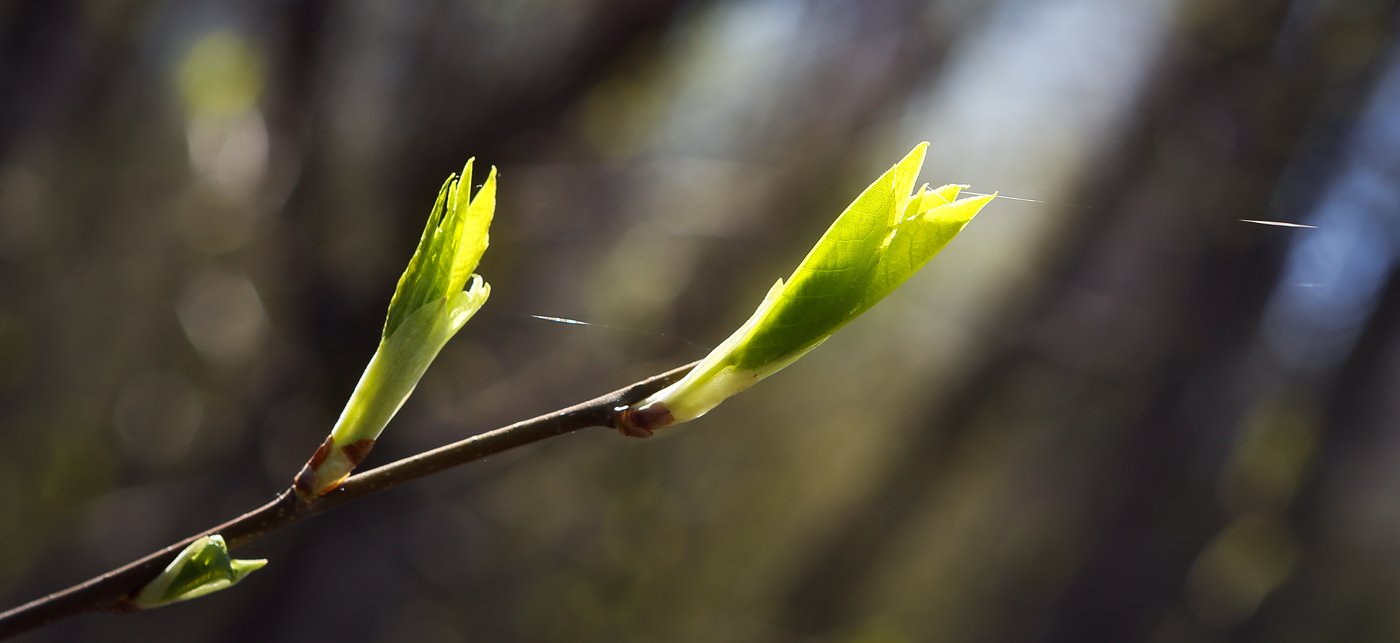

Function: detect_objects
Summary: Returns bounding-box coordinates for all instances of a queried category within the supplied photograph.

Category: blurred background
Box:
[1,0,1399,641]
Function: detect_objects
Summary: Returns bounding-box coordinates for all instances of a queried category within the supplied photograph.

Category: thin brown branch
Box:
[0,361,696,640]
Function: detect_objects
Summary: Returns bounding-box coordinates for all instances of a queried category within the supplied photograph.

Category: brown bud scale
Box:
[611,402,674,438]
[293,435,337,497]
[341,439,376,466]
[293,466,318,496]
[307,436,335,469]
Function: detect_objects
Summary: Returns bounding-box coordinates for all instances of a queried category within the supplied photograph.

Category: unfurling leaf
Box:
[614,142,994,436]
[296,160,496,498]
[131,535,266,609]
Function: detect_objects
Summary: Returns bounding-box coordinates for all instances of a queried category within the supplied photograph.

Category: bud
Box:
[296,160,496,497]
[614,142,994,436]
[130,535,266,609]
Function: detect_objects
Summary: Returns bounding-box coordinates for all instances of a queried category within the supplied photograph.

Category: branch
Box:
[0,361,696,640]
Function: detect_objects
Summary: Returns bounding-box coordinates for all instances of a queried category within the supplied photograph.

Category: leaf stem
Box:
[0,361,696,640]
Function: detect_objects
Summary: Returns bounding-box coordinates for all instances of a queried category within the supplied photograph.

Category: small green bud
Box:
[130,535,266,610]
[296,160,496,498]
[615,142,994,436]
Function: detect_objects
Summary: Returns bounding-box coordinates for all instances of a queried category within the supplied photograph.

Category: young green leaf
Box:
[130,535,266,610]
[295,161,497,498]
[614,142,994,436]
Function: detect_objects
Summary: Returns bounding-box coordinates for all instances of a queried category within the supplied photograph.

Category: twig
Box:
[0,361,696,640]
